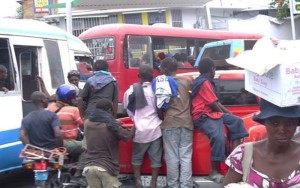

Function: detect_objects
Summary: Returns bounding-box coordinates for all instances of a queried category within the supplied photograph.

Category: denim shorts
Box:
[131,137,162,168]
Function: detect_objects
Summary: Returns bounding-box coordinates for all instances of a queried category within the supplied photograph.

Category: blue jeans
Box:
[162,128,193,188]
[193,113,249,162]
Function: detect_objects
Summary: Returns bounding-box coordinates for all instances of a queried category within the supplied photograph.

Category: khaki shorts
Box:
[83,166,122,188]
[132,137,162,168]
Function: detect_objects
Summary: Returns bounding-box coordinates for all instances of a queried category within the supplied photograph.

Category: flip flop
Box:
[209,174,225,184]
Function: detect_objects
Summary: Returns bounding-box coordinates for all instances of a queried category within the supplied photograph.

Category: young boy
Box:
[78,60,118,119]
[124,65,162,188]
[19,91,63,149]
[153,58,193,187]
[191,58,249,183]
[84,99,134,188]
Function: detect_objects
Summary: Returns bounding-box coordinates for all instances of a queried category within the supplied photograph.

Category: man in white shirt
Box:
[123,65,162,188]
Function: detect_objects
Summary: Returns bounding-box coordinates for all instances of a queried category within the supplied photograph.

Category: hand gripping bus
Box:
[0,18,91,173]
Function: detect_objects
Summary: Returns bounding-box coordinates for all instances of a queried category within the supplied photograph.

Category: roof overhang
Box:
[44,8,169,19]
[73,0,212,9]
[44,0,212,10]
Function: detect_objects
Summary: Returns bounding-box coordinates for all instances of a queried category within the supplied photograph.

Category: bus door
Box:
[0,38,23,172]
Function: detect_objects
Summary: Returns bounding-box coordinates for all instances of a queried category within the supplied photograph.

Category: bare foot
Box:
[135,179,141,188]
[150,180,156,188]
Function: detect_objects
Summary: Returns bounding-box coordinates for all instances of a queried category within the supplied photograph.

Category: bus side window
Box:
[152,37,197,69]
[127,35,153,69]
[15,46,40,101]
[238,88,258,105]
[216,79,258,106]
[0,38,16,92]
[202,45,232,70]
[44,40,64,89]
[84,37,115,61]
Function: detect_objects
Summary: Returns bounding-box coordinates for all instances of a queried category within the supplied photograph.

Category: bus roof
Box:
[0,18,91,55]
[79,24,263,40]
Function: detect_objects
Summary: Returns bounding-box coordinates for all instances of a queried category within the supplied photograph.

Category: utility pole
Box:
[66,0,72,34]
[289,0,296,40]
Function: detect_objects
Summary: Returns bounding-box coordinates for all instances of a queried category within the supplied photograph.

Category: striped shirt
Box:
[48,101,83,140]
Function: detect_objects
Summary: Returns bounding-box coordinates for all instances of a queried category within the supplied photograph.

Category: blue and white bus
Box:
[0,18,91,173]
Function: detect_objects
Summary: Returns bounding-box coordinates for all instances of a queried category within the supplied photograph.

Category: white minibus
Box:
[0,18,91,173]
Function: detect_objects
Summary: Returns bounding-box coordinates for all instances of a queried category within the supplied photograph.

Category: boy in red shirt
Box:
[191,58,249,183]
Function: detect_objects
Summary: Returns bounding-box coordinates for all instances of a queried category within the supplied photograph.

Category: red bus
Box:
[79,25,265,186]
[78,24,262,115]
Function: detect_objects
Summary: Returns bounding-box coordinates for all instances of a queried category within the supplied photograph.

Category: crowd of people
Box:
[17,57,300,188]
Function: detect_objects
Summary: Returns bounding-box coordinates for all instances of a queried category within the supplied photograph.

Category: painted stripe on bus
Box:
[0,128,20,146]
[0,141,22,149]
[0,142,23,173]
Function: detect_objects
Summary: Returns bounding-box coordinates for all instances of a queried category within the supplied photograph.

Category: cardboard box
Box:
[245,63,300,107]
[226,37,300,107]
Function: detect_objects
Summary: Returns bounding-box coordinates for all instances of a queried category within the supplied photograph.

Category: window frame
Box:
[126,35,153,69]
[0,38,17,93]
[83,37,116,61]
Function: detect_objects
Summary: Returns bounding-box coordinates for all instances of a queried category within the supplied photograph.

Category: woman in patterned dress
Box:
[222,99,300,188]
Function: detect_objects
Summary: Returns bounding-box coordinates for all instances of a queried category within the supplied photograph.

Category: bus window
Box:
[201,45,232,70]
[195,39,257,70]
[127,35,153,68]
[0,39,16,92]
[14,46,40,101]
[44,40,64,89]
[152,37,187,58]
[215,79,258,106]
[84,37,115,60]
[152,37,198,68]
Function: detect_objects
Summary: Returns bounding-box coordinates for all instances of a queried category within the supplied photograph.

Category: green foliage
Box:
[16,5,23,18]
[270,0,290,19]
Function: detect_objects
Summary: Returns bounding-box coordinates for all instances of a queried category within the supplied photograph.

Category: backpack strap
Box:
[54,105,65,113]
[242,142,253,182]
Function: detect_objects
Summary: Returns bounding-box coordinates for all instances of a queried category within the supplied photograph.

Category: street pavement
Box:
[0,168,220,187]
[0,168,34,188]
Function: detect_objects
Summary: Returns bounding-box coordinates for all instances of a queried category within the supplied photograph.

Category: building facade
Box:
[19,0,59,19]
[19,0,300,40]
